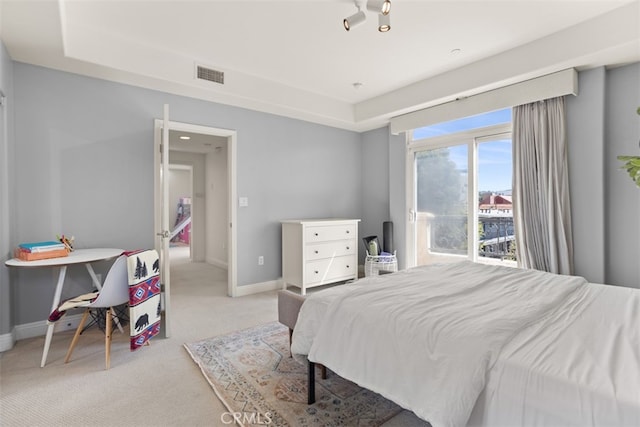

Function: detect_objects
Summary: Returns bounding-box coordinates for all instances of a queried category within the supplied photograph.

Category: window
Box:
[407,109,516,267]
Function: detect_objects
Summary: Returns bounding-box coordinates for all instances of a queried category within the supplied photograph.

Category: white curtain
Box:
[512,97,574,275]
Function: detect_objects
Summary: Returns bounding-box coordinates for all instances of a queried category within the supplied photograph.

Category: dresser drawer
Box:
[305,255,357,285]
[306,240,356,261]
[305,224,356,243]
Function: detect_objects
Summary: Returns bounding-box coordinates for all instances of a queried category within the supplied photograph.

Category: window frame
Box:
[406,123,512,268]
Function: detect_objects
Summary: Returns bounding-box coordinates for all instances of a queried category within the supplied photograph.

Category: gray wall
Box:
[358,126,406,268]
[568,63,640,288]
[6,61,362,328]
[388,130,408,270]
[604,64,640,288]
[360,127,389,257]
[0,41,15,336]
[567,68,607,284]
[3,47,638,340]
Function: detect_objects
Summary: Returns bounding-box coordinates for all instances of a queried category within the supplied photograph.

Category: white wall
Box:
[168,166,192,241]
[206,144,228,267]
[169,151,206,262]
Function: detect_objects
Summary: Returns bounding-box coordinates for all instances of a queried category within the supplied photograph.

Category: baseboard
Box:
[14,313,87,341]
[0,329,16,352]
[234,279,281,297]
[206,257,228,270]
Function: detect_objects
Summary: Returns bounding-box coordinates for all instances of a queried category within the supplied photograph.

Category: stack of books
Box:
[15,241,69,261]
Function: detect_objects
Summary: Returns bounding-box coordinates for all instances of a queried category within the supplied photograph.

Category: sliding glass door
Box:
[407,115,514,268]
[476,135,516,264]
[413,144,470,265]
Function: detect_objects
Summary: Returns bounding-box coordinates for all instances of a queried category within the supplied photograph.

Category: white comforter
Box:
[292,261,589,427]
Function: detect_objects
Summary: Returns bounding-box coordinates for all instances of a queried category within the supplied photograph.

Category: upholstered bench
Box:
[277,289,326,379]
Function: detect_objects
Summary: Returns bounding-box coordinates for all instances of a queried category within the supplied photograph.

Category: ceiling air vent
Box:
[196,65,224,85]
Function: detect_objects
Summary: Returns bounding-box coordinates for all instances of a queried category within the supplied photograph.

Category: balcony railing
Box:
[416,211,516,265]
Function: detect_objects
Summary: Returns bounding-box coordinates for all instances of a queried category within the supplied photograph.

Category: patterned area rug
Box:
[184,322,403,426]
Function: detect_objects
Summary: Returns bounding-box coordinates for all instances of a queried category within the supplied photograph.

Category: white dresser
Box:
[281,219,360,295]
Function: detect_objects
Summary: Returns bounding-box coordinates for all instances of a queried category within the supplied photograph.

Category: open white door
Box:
[154,117,238,299]
[155,104,172,338]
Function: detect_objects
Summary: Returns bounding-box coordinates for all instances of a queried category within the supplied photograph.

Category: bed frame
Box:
[277,289,323,403]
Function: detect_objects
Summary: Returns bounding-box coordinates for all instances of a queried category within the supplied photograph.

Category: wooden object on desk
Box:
[281,218,360,295]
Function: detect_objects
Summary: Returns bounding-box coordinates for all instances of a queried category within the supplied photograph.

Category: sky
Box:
[414,109,513,192]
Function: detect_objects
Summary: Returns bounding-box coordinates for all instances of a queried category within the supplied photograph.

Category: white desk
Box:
[5,248,123,367]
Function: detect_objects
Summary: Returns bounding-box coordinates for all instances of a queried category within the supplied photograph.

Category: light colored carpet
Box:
[185,321,403,426]
[0,253,426,426]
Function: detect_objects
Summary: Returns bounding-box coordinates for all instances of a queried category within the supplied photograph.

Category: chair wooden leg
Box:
[105,307,112,370]
[65,309,90,364]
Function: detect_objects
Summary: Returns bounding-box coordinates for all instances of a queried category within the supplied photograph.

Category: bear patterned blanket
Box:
[125,249,161,350]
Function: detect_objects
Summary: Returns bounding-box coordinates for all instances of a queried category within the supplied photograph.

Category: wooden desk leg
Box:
[41,266,67,368]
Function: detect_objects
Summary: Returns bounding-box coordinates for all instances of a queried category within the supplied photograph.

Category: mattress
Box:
[291,262,640,427]
[468,281,640,427]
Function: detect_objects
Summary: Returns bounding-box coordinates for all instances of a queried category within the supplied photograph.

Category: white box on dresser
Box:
[281,219,360,295]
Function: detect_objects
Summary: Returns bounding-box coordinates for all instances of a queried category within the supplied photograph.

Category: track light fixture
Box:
[367,0,391,15]
[343,7,366,31]
[378,12,390,32]
[343,0,392,33]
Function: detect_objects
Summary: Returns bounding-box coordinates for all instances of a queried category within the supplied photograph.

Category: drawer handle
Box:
[346,230,350,234]
[314,250,319,254]
[346,246,350,250]
[346,265,350,268]
[314,270,319,274]
[314,233,319,236]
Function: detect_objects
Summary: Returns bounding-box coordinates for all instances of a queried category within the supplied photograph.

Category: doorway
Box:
[154,119,238,336]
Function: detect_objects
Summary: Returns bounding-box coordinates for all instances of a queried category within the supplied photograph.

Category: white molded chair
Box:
[64,255,129,369]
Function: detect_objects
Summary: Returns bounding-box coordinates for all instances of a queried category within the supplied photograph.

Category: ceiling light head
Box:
[367,0,391,15]
[344,9,366,31]
[378,12,390,32]
[179,136,191,140]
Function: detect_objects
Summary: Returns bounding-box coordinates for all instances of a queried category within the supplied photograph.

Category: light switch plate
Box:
[239,197,249,207]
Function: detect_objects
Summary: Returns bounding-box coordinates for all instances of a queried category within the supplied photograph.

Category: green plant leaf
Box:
[618,155,640,188]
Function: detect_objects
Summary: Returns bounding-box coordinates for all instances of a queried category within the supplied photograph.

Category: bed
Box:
[290,261,640,427]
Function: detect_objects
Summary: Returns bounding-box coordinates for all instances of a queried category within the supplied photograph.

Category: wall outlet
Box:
[258,255,264,265]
